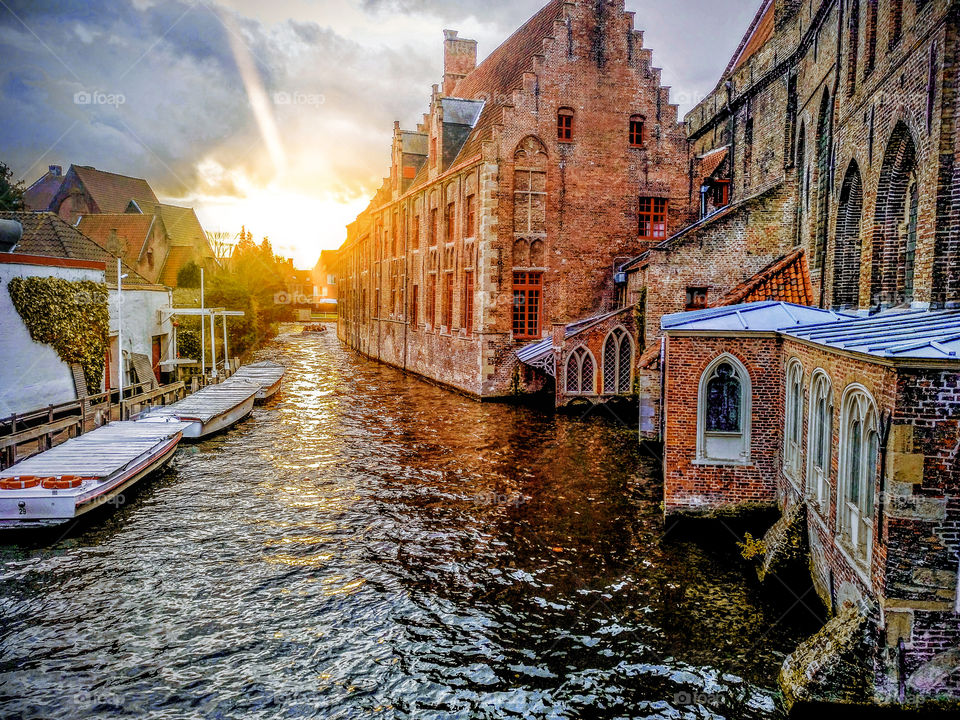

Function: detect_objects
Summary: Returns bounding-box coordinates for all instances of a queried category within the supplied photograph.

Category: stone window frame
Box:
[601,325,634,395]
[784,357,805,485]
[806,369,834,510]
[695,353,752,466]
[836,383,880,570]
[565,345,596,396]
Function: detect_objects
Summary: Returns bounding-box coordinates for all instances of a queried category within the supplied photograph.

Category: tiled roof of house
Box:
[698,146,729,181]
[72,165,158,214]
[76,213,159,269]
[0,211,151,285]
[22,168,64,211]
[149,203,212,255]
[717,249,814,306]
[446,0,564,167]
[158,245,194,287]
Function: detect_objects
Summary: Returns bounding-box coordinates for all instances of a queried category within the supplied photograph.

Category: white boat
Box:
[230,361,286,402]
[136,378,260,439]
[0,421,190,530]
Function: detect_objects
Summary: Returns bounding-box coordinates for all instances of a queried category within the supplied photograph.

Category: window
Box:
[602,327,633,395]
[686,287,708,310]
[427,274,436,328]
[392,211,399,255]
[638,197,668,240]
[445,202,455,242]
[463,271,474,335]
[429,208,438,246]
[838,386,879,566]
[904,176,919,303]
[565,346,595,395]
[784,359,805,482]
[512,271,542,340]
[413,213,420,247]
[865,0,878,74]
[697,355,752,464]
[411,284,419,325]
[465,194,476,238]
[807,370,833,507]
[713,180,730,208]
[443,273,454,330]
[889,0,903,47]
[557,107,574,142]
[848,0,860,95]
[374,288,381,319]
[629,115,644,146]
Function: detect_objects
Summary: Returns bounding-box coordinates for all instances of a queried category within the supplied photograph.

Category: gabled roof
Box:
[76,213,161,269]
[0,211,151,285]
[717,249,814,307]
[724,0,775,76]
[22,168,64,211]
[698,146,729,181]
[661,301,850,333]
[70,165,159,214]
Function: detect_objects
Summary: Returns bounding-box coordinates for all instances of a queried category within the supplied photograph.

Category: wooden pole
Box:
[200,268,206,378]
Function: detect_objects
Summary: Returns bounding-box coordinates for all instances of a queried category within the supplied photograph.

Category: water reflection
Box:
[0,327,821,719]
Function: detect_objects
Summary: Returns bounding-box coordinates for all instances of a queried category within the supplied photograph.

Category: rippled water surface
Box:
[0,328,822,719]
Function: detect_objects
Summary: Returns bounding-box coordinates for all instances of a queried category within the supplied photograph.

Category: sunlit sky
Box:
[1,0,760,268]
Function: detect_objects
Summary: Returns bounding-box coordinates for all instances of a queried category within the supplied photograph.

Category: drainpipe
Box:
[877,408,893,543]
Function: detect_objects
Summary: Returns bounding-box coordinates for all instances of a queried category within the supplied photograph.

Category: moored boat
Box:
[0,421,190,530]
[230,361,285,402]
[135,378,260,439]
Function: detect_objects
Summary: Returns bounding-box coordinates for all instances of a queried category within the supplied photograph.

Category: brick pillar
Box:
[443,30,477,96]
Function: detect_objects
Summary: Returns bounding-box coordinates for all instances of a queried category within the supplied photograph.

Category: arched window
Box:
[838,386,879,566]
[602,327,633,395]
[784,359,805,482]
[697,354,752,464]
[806,370,833,507]
[872,122,918,307]
[833,161,863,309]
[557,107,574,142]
[565,346,595,395]
[814,91,833,272]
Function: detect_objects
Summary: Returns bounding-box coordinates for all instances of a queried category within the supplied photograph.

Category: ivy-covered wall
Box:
[7,276,109,393]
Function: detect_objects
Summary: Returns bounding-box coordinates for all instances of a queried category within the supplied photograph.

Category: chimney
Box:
[49,165,62,176]
[443,29,477,96]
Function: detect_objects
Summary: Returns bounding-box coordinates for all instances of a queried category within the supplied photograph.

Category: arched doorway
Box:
[833,161,863,309]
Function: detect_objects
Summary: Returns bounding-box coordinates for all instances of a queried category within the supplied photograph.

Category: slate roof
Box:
[661,301,849,333]
[662,301,960,363]
[71,165,158,214]
[22,168,64,211]
[76,213,160,268]
[717,249,814,307]
[785,310,960,361]
[725,0,775,75]
[516,306,633,366]
[0,211,152,286]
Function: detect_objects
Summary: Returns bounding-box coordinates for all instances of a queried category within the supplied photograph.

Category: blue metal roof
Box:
[661,301,850,332]
[784,309,960,360]
[663,302,960,362]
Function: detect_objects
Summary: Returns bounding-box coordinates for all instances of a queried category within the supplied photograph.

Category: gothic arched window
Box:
[697,355,752,464]
[602,327,633,395]
[565,346,595,395]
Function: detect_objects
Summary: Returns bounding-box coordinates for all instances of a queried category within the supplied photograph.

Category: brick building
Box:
[336,0,694,397]
[660,301,960,705]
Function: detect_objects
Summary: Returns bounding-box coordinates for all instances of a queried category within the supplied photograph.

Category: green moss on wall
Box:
[7,276,110,394]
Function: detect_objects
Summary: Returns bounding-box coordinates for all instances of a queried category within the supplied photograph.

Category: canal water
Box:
[0,328,822,719]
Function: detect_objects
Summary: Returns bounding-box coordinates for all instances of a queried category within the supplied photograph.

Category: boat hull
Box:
[178,393,256,439]
[256,378,282,403]
[0,434,181,531]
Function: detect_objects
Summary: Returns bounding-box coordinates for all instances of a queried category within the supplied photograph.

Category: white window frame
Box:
[837,384,879,570]
[805,369,834,508]
[602,325,634,395]
[565,345,596,396]
[784,358,805,484]
[696,353,752,465]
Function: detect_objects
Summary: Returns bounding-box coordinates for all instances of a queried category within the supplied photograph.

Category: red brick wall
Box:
[663,334,784,514]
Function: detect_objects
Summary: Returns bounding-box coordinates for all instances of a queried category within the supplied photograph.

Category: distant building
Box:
[48,165,158,224]
[312,249,338,310]
[21,165,64,212]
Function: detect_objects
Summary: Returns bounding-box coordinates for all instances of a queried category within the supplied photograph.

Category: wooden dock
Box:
[136,378,260,438]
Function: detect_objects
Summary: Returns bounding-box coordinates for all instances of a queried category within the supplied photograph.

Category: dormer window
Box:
[557,108,574,142]
[629,115,645,146]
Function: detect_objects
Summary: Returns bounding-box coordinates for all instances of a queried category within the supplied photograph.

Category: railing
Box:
[0,381,186,469]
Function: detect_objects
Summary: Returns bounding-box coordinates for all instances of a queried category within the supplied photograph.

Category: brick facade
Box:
[335,0,694,397]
